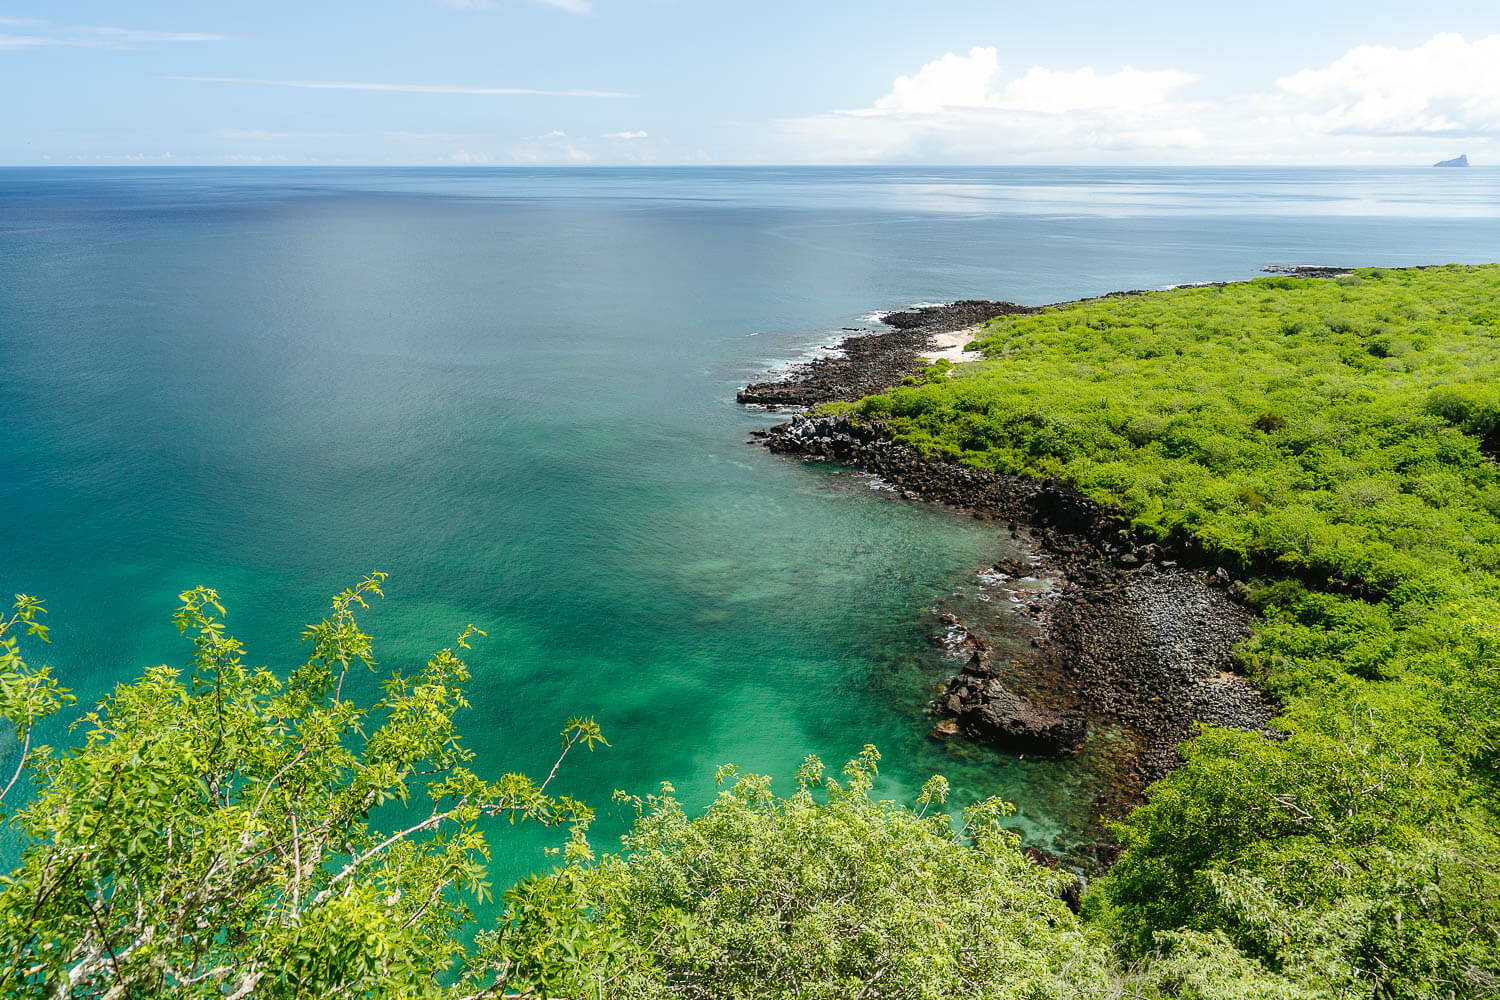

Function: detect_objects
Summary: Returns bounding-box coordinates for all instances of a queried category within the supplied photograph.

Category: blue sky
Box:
[5,0,1499,165]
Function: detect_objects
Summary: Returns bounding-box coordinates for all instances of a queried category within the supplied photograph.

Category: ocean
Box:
[2,165,1497,877]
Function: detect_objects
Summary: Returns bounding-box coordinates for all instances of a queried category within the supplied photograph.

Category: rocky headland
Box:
[741,299,1279,819]
[736,301,1035,407]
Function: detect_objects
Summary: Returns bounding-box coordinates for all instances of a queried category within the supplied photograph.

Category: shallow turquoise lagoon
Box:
[3,166,1497,876]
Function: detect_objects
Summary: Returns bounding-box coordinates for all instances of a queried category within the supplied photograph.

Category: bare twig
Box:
[1,724,32,802]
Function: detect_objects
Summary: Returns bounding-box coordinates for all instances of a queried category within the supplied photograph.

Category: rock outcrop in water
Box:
[929,616,1087,755]
[938,673,1088,755]
[1434,153,1469,167]
[753,412,1274,790]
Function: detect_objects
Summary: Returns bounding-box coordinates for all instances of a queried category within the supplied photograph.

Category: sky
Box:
[4,0,1500,166]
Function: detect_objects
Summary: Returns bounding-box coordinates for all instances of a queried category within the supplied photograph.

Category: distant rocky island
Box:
[1434,153,1469,167]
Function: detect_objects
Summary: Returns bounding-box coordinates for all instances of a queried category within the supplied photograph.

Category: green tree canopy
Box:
[0,579,610,999]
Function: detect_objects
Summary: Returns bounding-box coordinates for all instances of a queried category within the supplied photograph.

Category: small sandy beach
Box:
[920,323,985,364]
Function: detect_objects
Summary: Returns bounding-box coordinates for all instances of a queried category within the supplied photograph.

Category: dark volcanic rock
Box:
[1262,265,1354,278]
[878,299,1034,331]
[759,410,1278,792]
[736,300,1034,407]
[954,678,1086,755]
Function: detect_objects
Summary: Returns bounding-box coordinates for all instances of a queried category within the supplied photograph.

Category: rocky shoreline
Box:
[741,298,1280,830]
[758,414,1274,793]
[736,300,1035,407]
[738,270,1353,411]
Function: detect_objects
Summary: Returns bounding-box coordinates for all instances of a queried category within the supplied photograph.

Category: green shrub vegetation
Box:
[0,580,620,998]
[540,750,1121,999]
[4,265,1499,997]
[843,265,1500,997]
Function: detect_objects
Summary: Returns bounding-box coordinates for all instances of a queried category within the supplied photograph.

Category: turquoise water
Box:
[3,166,1498,876]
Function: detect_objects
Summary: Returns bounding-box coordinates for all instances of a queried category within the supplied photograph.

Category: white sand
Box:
[920,323,985,365]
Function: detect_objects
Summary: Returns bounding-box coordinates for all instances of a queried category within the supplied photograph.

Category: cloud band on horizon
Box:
[1,24,233,50]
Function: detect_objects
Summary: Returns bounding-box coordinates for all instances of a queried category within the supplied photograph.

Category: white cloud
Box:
[534,0,592,12]
[64,152,178,163]
[767,35,1500,164]
[506,132,664,163]
[510,144,594,162]
[0,21,232,50]
[1002,65,1199,114]
[78,27,234,44]
[872,46,1001,113]
[776,46,1202,163]
[0,33,57,48]
[172,76,631,98]
[857,47,1196,117]
[1273,33,1500,138]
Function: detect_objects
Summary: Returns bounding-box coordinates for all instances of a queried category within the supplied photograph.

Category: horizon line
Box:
[0,161,1482,169]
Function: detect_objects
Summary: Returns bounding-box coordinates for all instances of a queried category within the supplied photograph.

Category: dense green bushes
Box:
[842,265,1500,997]
[854,267,1500,592]
[544,749,1120,999]
[0,582,612,998]
[514,747,1334,1000]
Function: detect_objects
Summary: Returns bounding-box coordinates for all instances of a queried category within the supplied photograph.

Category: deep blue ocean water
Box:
[2,165,1498,877]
